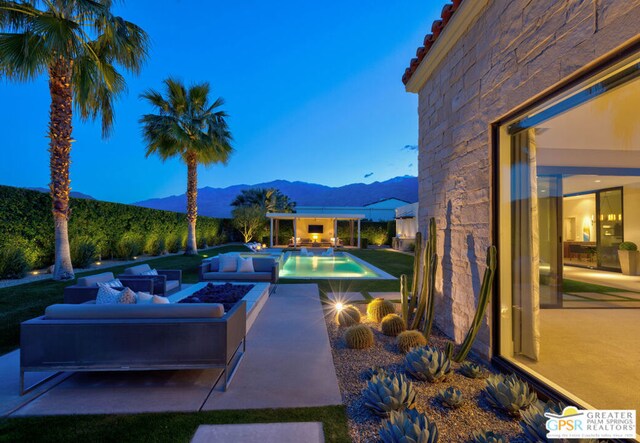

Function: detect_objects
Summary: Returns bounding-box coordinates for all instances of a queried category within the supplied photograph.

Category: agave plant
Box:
[520,400,564,442]
[379,409,439,443]
[404,346,451,382]
[363,373,417,416]
[364,366,389,380]
[484,373,537,416]
[459,361,486,379]
[471,430,507,443]
[438,386,464,409]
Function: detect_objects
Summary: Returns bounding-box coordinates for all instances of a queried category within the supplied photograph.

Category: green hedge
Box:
[0,185,229,271]
[337,220,394,246]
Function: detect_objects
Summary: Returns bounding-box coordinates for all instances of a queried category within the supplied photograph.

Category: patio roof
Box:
[266,213,365,220]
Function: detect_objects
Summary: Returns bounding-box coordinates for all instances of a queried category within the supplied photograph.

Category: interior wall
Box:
[563,195,596,242]
[624,184,640,245]
[295,219,335,240]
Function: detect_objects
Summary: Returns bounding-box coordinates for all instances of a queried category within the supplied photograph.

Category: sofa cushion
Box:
[45,303,226,319]
[165,280,180,292]
[124,264,152,275]
[140,268,158,276]
[97,278,123,289]
[219,255,237,272]
[119,287,137,304]
[152,295,170,304]
[77,272,116,287]
[136,291,153,304]
[237,256,254,273]
[203,271,271,281]
[96,286,123,305]
[252,257,275,273]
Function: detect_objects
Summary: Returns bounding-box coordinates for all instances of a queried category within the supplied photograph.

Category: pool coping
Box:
[278,252,397,281]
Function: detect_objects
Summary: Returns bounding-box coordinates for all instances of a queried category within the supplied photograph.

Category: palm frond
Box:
[0,30,48,79]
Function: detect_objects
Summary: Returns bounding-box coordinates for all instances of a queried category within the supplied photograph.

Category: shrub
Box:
[484,373,537,416]
[367,298,396,322]
[144,234,165,256]
[379,409,438,443]
[619,241,638,251]
[437,386,463,408]
[404,346,451,382]
[116,232,144,260]
[344,324,374,349]
[165,233,182,253]
[397,330,427,353]
[362,225,388,246]
[70,236,98,268]
[381,314,406,336]
[336,305,361,327]
[363,372,417,416]
[196,233,207,249]
[0,245,29,279]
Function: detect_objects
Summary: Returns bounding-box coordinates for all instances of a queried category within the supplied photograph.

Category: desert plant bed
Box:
[325,314,525,442]
[178,282,254,311]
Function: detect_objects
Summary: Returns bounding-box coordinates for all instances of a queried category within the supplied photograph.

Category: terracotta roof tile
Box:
[402,1,465,86]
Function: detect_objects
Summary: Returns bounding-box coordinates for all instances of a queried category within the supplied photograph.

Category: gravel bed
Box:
[326,311,526,443]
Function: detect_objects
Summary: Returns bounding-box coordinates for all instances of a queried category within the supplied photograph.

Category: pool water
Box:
[279,254,382,279]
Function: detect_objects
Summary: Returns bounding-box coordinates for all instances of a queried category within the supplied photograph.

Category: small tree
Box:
[232,206,265,243]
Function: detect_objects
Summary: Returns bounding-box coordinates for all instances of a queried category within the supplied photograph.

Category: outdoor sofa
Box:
[117,264,182,296]
[20,300,246,394]
[63,272,154,304]
[199,256,279,283]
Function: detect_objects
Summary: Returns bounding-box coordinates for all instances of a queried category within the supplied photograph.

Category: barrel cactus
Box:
[484,373,537,416]
[335,305,361,327]
[381,314,406,336]
[438,386,464,408]
[471,431,507,443]
[363,372,417,416]
[379,409,439,443]
[404,346,451,382]
[459,361,486,379]
[344,324,374,349]
[397,330,427,353]
[367,298,396,322]
[520,400,564,442]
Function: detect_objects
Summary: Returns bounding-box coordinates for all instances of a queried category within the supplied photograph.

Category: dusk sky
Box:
[0,1,442,204]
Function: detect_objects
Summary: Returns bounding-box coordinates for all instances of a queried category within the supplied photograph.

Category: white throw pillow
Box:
[140,269,158,276]
[136,291,153,304]
[218,254,237,272]
[152,295,170,304]
[119,287,137,304]
[96,285,122,304]
[237,256,255,273]
[97,278,123,289]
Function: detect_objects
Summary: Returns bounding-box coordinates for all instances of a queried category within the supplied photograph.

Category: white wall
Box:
[295,219,335,241]
[563,194,596,242]
[624,184,640,246]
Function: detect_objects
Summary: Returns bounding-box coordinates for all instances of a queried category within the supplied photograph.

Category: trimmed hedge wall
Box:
[0,185,231,272]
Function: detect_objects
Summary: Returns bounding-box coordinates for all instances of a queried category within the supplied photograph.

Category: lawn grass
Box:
[279,248,415,299]
[0,245,248,355]
[0,405,351,443]
[562,278,639,294]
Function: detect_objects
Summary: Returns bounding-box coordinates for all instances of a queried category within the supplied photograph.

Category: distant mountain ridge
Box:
[27,187,95,200]
[134,176,418,218]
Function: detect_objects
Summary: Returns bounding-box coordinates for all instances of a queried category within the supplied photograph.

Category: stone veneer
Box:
[414,0,640,358]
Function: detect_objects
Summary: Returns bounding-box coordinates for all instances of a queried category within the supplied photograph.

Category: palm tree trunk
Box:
[185,150,199,255]
[48,57,74,280]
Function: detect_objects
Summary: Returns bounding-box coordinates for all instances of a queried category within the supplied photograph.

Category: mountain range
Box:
[28,187,95,200]
[134,176,418,218]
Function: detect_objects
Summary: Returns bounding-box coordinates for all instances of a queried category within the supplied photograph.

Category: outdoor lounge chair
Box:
[63,272,154,304]
[300,247,314,257]
[321,247,334,257]
[117,264,182,296]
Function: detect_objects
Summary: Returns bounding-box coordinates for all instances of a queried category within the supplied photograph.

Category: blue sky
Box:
[0,1,441,203]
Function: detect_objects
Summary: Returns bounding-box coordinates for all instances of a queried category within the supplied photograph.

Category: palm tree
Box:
[231,188,296,213]
[140,78,233,255]
[0,1,149,280]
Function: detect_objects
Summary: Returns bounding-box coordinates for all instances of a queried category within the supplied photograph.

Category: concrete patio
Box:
[1,283,342,417]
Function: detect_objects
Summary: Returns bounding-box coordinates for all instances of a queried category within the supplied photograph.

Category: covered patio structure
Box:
[266,213,365,248]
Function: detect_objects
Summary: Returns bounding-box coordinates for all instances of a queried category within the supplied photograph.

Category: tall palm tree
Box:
[0,1,149,280]
[140,78,233,255]
[231,188,296,213]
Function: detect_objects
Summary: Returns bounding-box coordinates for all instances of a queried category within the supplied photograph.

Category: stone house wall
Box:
[417,0,640,358]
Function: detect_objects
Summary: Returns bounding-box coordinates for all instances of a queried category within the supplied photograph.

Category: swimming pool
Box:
[279,252,395,280]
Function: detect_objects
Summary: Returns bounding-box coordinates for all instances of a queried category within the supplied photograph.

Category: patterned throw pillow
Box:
[140,269,158,276]
[218,254,237,272]
[118,287,137,304]
[136,291,153,304]
[96,285,123,304]
[237,256,255,273]
[97,278,123,289]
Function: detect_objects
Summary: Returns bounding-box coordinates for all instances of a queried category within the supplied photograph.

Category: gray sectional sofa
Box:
[20,300,246,394]
[63,272,154,304]
[118,264,182,296]
[199,256,279,283]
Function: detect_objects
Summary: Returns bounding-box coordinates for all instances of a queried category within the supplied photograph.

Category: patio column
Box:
[275,219,279,246]
[270,217,274,247]
[357,219,361,249]
[293,218,298,248]
[349,220,354,246]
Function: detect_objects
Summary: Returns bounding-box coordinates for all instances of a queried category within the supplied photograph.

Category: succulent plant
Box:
[379,409,439,443]
[483,373,537,416]
[404,346,451,382]
[471,430,508,443]
[397,330,427,353]
[363,372,417,416]
[459,361,486,379]
[381,313,406,336]
[335,305,361,327]
[520,400,564,442]
[364,366,389,380]
[367,298,396,322]
[438,386,464,408]
[344,324,374,349]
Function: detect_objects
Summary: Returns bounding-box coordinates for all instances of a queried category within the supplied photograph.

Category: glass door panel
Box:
[597,188,623,270]
[538,175,563,307]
